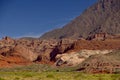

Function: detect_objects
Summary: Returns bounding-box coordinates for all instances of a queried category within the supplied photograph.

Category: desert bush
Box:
[46,74,54,78]
[0,77,5,80]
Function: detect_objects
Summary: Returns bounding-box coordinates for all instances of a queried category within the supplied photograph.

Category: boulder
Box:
[55,52,85,66]
[55,50,113,66]
[13,45,38,61]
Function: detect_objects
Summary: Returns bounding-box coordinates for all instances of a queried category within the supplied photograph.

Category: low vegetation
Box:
[0,63,79,72]
[0,72,120,80]
[0,63,119,80]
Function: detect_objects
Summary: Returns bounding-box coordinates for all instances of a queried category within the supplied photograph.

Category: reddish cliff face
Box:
[0,0,120,71]
[73,39,120,51]
[0,34,120,73]
[0,37,76,67]
[77,51,120,73]
[0,37,33,68]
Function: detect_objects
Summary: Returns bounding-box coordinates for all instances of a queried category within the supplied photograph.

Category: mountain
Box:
[40,0,120,39]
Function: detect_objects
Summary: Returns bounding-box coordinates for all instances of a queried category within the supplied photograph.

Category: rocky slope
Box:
[0,0,120,73]
[0,37,76,67]
[55,50,112,66]
[40,0,120,39]
[77,50,120,73]
[0,36,120,73]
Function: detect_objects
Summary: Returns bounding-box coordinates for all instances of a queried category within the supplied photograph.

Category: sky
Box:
[0,0,97,38]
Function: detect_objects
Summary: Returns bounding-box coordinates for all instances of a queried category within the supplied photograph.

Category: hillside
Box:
[40,0,120,39]
[0,0,120,74]
[77,50,120,73]
[0,36,120,68]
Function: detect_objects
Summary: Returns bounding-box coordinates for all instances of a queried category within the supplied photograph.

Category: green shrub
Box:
[23,73,33,78]
[0,77,5,80]
[46,74,54,78]
[14,77,20,80]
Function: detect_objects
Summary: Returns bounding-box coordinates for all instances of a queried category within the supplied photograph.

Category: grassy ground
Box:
[0,50,120,80]
[0,72,120,80]
[0,64,120,80]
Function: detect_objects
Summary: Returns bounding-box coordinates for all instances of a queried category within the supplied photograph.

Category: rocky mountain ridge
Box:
[0,0,120,73]
[40,0,120,40]
[0,36,120,71]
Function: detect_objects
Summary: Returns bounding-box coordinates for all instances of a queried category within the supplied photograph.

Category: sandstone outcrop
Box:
[55,50,112,66]
[77,51,120,73]
[12,38,74,64]
[0,37,32,67]
[73,39,120,51]
[0,36,120,69]
[87,33,120,40]
[13,45,38,61]
[0,37,38,62]
[55,52,85,66]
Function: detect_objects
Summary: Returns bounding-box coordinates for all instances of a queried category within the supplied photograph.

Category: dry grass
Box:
[0,72,120,80]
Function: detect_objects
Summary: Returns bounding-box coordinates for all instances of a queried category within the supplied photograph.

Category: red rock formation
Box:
[77,52,120,74]
[0,36,120,69]
[13,45,38,61]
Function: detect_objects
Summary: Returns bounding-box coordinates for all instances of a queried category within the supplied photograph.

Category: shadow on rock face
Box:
[50,47,60,61]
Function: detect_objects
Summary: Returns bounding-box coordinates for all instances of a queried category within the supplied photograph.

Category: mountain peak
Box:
[40,0,120,40]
